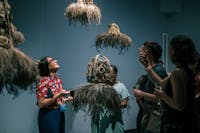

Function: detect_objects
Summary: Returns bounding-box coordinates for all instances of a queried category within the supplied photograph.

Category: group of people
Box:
[0,0,198,133]
[35,34,199,133]
[36,55,130,133]
[133,34,200,133]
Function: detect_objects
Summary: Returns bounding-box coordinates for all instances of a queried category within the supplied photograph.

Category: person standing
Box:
[111,64,130,108]
[189,53,200,133]
[142,35,197,133]
[110,64,131,132]
[133,41,168,133]
[36,56,73,133]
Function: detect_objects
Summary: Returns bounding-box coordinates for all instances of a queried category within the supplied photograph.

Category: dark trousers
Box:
[136,109,143,133]
[136,108,154,133]
[38,108,65,133]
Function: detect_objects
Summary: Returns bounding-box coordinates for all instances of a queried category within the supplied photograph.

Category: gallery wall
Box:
[0,0,199,133]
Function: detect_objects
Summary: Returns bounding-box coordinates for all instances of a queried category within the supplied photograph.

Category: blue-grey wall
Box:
[0,0,199,133]
[164,0,200,71]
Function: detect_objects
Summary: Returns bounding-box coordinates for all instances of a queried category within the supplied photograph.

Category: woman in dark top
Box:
[190,53,200,133]
[141,35,197,133]
[133,41,168,133]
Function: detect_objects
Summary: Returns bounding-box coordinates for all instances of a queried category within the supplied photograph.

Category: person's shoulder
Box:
[39,76,50,82]
[154,63,168,76]
[154,63,165,70]
[171,68,187,79]
[173,68,186,74]
[116,81,123,85]
[56,76,63,81]
[37,76,50,86]
[115,81,126,88]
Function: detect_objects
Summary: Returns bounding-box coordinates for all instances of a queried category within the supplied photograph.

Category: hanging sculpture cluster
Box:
[95,23,132,54]
[64,1,132,54]
[0,0,38,96]
[64,0,101,25]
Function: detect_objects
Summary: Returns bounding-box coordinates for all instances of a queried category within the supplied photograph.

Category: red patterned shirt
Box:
[36,76,63,106]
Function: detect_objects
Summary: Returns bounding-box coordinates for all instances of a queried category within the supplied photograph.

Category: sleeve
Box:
[36,78,48,99]
[153,64,168,79]
[119,83,131,100]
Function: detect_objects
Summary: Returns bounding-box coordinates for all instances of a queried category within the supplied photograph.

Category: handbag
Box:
[141,105,163,133]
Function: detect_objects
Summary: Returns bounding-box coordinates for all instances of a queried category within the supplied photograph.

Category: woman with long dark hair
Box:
[141,35,197,133]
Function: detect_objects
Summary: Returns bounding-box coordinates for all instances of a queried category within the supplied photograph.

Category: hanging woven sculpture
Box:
[64,0,101,25]
[72,54,122,132]
[95,23,132,54]
[0,0,38,96]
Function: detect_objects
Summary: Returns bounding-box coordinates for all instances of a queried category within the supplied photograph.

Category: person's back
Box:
[163,66,195,133]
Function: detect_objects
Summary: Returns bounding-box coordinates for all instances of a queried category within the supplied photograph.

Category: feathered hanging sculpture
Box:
[0,0,38,96]
[95,23,132,54]
[64,0,101,25]
[72,54,122,133]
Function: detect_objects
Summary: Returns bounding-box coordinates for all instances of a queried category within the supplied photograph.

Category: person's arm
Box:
[38,90,70,108]
[37,97,56,108]
[118,82,131,108]
[133,89,157,102]
[63,96,74,103]
[146,65,169,87]
[139,48,169,87]
[154,69,187,111]
[121,97,129,108]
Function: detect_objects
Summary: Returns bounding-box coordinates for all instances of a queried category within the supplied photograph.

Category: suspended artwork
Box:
[0,0,38,96]
[64,0,101,25]
[95,23,132,54]
[72,54,122,132]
